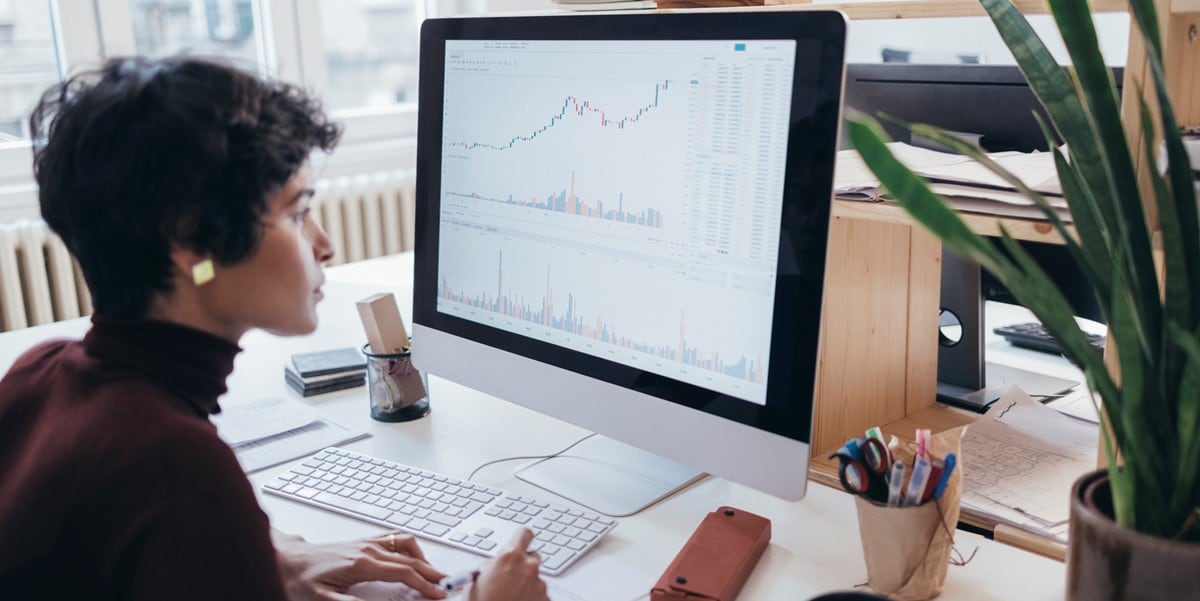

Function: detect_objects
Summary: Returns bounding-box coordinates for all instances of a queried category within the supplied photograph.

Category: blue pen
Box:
[932,453,957,500]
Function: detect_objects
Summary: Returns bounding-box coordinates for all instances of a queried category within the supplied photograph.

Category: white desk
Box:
[0,253,1067,600]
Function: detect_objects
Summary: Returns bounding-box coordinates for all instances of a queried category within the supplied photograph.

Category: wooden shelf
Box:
[832,199,1075,244]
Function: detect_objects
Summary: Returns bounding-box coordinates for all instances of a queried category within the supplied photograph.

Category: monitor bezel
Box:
[413,12,846,448]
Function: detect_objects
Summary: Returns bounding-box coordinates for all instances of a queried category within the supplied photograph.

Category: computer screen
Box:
[412,12,846,511]
[843,63,1123,152]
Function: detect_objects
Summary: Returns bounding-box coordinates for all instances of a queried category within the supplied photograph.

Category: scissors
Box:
[829,436,892,501]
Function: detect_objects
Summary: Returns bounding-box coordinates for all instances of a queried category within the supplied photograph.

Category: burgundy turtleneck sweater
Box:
[0,315,288,600]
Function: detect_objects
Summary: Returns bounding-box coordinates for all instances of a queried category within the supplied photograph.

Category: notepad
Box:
[211,396,369,473]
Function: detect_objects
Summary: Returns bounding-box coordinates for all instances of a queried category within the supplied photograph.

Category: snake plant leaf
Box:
[979,0,1117,227]
[1169,325,1200,528]
[1142,53,1200,336]
[1135,93,1192,418]
[990,230,1115,397]
[1127,0,1164,60]
[1044,0,1161,345]
[1031,111,1114,301]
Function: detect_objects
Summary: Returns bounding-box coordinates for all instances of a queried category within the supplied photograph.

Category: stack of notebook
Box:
[285,347,366,397]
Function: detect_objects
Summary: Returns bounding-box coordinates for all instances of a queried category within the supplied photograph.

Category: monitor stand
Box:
[937,362,1079,412]
[937,247,1079,412]
[514,435,705,517]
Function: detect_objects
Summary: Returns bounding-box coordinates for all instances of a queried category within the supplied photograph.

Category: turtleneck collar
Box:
[82,314,242,417]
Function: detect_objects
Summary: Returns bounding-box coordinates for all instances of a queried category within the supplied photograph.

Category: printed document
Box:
[211,396,369,473]
[960,387,1098,542]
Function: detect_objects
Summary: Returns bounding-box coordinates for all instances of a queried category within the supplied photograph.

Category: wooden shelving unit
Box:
[731,0,1197,456]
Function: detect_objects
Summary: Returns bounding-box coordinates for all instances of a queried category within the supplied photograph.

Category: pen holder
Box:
[363,343,430,422]
[853,427,966,601]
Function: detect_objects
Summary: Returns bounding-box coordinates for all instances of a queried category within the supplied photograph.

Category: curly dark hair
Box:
[30,56,341,318]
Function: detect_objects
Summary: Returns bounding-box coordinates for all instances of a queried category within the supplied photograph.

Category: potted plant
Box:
[845,0,1200,598]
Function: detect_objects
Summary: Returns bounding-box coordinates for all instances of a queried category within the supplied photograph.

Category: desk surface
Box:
[0,253,1067,600]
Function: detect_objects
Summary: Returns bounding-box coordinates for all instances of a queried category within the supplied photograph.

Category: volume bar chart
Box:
[439,251,764,385]
[447,171,663,228]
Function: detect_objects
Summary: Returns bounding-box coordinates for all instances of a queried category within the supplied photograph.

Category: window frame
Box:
[0,0,426,217]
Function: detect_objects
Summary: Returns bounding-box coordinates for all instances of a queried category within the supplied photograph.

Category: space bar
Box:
[313,492,392,521]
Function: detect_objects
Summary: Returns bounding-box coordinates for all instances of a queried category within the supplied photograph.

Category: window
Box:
[316,0,421,109]
[0,0,59,141]
[0,0,1137,221]
[128,0,266,71]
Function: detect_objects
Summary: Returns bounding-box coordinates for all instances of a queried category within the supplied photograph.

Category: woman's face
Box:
[202,163,334,339]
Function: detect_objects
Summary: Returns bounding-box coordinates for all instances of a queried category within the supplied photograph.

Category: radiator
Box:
[0,221,92,332]
[312,169,417,266]
[0,169,417,332]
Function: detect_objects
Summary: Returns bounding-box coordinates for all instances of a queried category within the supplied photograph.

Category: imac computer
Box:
[843,63,1115,410]
[412,12,847,514]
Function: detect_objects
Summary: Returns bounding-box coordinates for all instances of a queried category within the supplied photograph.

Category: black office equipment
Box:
[993,321,1106,356]
[842,63,1124,153]
[842,62,1118,411]
[938,240,1105,411]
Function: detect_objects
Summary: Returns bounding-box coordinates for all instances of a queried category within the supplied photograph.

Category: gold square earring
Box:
[191,259,215,286]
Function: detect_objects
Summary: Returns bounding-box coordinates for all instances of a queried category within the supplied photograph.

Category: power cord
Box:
[466,432,598,482]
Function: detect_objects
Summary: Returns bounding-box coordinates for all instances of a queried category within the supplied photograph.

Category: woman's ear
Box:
[169,246,215,286]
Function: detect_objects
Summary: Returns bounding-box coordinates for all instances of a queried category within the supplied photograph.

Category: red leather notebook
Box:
[650,506,771,601]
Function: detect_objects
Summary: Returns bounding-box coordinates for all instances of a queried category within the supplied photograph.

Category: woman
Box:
[0,56,546,601]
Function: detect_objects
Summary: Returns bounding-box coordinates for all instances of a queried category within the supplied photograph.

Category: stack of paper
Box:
[834,143,1070,222]
[212,396,369,473]
[959,388,1099,542]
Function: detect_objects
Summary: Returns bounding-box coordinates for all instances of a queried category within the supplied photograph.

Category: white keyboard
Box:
[262,447,617,576]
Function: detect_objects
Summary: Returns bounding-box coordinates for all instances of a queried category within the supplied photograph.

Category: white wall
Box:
[845,12,1130,65]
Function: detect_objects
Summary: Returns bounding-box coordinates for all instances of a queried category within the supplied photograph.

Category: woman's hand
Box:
[469,529,548,601]
[273,530,448,600]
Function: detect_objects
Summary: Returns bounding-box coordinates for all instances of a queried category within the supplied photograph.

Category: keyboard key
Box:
[543,551,575,571]
[424,524,451,537]
[428,513,462,528]
[313,492,392,521]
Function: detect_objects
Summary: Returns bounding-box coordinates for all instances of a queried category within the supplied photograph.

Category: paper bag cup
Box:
[854,426,966,601]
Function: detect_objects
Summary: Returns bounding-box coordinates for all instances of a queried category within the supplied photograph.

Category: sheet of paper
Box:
[1047,388,1102,424]
[918,151,1060,193]
[211,396,318,446]
[834,143,1062,208]
[232,419,370,473]
[960,387,1098,540]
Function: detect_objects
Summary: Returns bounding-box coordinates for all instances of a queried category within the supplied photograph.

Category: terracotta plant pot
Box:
[1067,469,1200,600]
